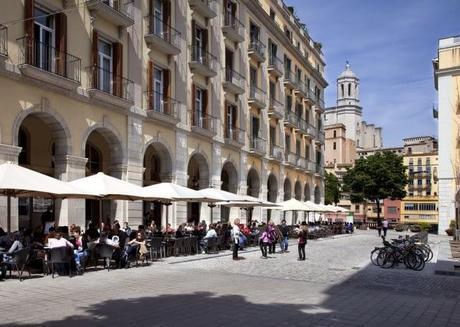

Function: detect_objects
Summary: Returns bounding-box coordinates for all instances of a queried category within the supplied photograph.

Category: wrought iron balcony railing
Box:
[145,90,181,120]
[145,14,182,50]
[17,36,81,83]
[87,65,133,101]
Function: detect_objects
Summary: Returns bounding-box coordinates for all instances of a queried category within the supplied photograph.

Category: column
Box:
[0,144,21,231]
[174,131,188,227]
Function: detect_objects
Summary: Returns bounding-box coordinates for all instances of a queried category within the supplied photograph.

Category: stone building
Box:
[0,0,326,231]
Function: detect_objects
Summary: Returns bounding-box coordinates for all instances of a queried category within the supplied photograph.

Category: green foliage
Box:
[418,222,431,232]
[324,172,341,205]
[449,220,456,229]
[342,151,408,220]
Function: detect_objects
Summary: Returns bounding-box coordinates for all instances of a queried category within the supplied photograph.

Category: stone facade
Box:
[0,0,326,231]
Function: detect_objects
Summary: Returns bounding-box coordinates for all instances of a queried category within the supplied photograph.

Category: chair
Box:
[49,246,73,278]
[149,237,165,260]
[96,244,115,271]
[205,237,219,254]
[6,247,31,281]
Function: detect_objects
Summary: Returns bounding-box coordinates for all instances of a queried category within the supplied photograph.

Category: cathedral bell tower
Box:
[337,61,360,107]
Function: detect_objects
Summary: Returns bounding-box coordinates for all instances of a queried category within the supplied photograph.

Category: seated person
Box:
[2,234,24,265]
[48,232,74,249]
[200,225,217,253]
[122,231,146,266]
[72,227,88,273]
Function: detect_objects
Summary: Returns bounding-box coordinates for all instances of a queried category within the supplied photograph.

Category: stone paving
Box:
[1,230,460,326]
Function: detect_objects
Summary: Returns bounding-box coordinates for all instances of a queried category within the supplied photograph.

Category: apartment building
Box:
[0,0,327,231]
[433,36,460,234]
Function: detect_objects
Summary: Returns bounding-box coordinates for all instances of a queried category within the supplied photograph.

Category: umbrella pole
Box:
[99,199,103,230]
[7,194,11,233]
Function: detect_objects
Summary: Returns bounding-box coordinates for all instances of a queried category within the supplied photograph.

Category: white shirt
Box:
[383,220,389,228]
[48,238,74,249]
[204,229,217,239]
[232,225,241,244]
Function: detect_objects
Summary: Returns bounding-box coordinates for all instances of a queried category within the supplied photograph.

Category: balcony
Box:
[189,46,218,78]
[249,137,267,157]
[268,97,284,119]
[284,70,298,90]
[297,82,315,103]
[224,127,245,148]
[268,144,284,162]
[315,164,325,176]
[0,26,7,58]
[284,110,298,129]
[316,130,325,144]
[298,119,316,138]
[248,39,266,63]
[17,36,81,91]
[189,0,217,18]
[145,15,181,55]
[190,111,217,138]
[295,156,307,171]
[222,11,245,43]
[86,65,134,109]
[223,67,245,95]
[86,0,134,28]
[304,159,316,174]
[268,55,283,77]
[145,91,181,126]
[315,98,325,112]
[285,152,298,167]
[248,85,267,109]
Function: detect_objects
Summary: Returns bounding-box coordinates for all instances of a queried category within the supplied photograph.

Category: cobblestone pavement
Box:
[1,230,460,327]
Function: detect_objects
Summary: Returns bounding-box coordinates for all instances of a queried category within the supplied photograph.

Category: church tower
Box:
[337,61,361,108]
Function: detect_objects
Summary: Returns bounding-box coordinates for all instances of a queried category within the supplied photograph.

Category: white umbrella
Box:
[69,172,147,201]
[197,188,243,202]
[326,204,341,212]
[0,162,99,232]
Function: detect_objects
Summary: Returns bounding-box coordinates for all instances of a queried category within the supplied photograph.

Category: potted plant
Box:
[446,220,456,236]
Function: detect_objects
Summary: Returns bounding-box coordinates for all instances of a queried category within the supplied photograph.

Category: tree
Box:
[324,171,341,205]
[342,151,407,223]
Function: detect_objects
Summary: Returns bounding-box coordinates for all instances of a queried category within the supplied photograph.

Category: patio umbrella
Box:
[0,162,99,232]
[197,188,248,224]
[69,172,150,227]
[143,183,222,228]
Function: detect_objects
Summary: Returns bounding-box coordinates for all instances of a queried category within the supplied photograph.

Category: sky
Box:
[286,0,460,147]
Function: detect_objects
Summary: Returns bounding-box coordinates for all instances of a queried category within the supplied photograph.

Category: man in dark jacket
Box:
[279,220,290,253]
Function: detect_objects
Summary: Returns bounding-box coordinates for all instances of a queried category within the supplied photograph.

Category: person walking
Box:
[279,220,290,253]
[259,227,270,259]
[297,221,308,261]
[231,219,241,260]
[267,222,277,254]
[377,219,383,238]
[382,218,389,237]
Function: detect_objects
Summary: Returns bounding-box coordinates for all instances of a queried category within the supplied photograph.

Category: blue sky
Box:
[286,0,460,147]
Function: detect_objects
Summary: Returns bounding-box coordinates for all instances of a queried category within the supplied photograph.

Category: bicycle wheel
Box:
[412,253,426,271]
[370,247,383,266]
[403,252,418,270]
[376,249,395,269]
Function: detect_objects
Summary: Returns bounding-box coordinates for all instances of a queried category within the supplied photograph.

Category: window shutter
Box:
[163,69,170,114]
[232,105,237,128]
[147,60,153,110]
[191,84,196,126]
[25,0,35,64]
[203,89,208,129]
[55,13,67,76]
[113,42,123,97]
[91,30,99,88]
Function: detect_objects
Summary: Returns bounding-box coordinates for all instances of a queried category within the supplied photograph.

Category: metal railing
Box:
[305,159,316,172]
[316,130,325,143]
[145,14,181,49]
[269,144,284,161]
[248,38,265,58]
[250,136,266,153]
[316,97,325,109]
[284,110,298,126]
[268,54,283,73]
[87,65,133,101]
[269,97,284,116]
[191,45,217,71]
[315,164,324,175]
[0,26,7,56]
[191,111,216,133]
[225,127,245,144]
[145,90,180,120]
[88,0,134,20]
[284,70,299,88]
[17,36,81,83]
[298,118,315,136]
[249,84,266,104]
[285,152,299,166]
[225,67,245,89]
[223,10,244,34]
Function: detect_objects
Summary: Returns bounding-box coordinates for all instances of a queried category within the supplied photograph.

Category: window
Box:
[249,22,260,43]
[348,83,351,96]
[268,39,277,61]
[296,140,301,156]
[152,0,164,35]
[270,125,276,146]
[98,39,113,93]
[355,205,360,211]
[417,179,422,186]
[388,207,397,214]
[305,144,310,159]
[86,143,101,175]
[333,142,336,150]
[269,81,276,100]
[34,7,55,72]
[269,8,275,20]
[284,55,291,72]
[285,94,292,112]
[250,66,258,90]
[341,84,344,97]
[225,103,237,139]
[194,86,207,128]
[333,130,337,138]
[285,134,291,153]
[251,116,260,143]
[152,67,164,111]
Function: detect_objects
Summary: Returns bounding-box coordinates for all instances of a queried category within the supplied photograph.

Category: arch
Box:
[294,180,302,200]
[267,173,278,203]
[221,161,238,194]
[81,122,125,166]
[304,183,311,201]
[13,109,71,157]
[143,141,173,184]
[247,167,260,198]
[314,185,321,204]
[283,178,292,201]
[141,135,175,171]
